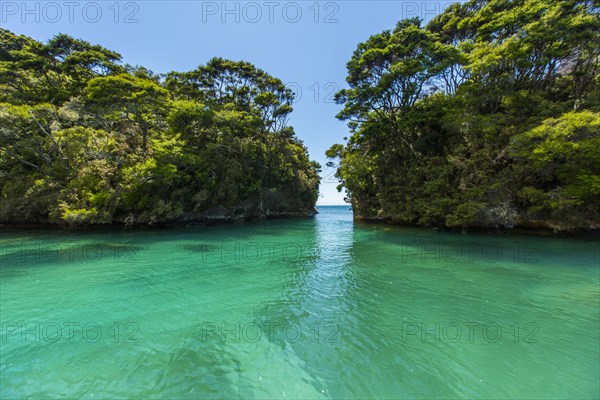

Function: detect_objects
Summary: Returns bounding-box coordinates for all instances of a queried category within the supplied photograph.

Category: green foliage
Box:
[0,29,320,226]
[330,0,600,231]
[511,111,600,225]
[165,58,294,133]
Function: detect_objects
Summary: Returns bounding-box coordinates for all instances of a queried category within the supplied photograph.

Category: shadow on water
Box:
[0,242,144,280]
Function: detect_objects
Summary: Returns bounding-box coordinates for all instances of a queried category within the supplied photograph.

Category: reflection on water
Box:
[1,206,599,398]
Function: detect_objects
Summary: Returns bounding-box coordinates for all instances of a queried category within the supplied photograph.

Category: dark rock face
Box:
[177,204,318,224]
[351,200,599,235]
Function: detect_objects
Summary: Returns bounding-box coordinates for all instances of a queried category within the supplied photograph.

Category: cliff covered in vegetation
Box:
[328,0,600,232]
[0,29,320,226]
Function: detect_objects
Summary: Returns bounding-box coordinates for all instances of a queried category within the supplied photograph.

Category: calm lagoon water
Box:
[1,206,599,399]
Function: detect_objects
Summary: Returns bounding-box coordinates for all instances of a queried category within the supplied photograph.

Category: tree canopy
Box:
[328,0,600,231]
[0,29,320,226]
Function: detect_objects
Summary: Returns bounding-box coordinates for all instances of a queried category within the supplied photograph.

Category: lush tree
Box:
[510,111,600,227]
[0,30,320,227]
[165,58,294,133]
[330,0,600,231]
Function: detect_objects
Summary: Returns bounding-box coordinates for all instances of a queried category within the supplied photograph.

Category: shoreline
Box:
[3,211,599,238]
[0,208,319,231]
[353,216,600,237]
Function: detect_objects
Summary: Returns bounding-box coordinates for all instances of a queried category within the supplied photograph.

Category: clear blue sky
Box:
[1,0,455,204]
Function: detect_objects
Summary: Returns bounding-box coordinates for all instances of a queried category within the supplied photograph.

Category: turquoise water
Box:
[1,206,598,399]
